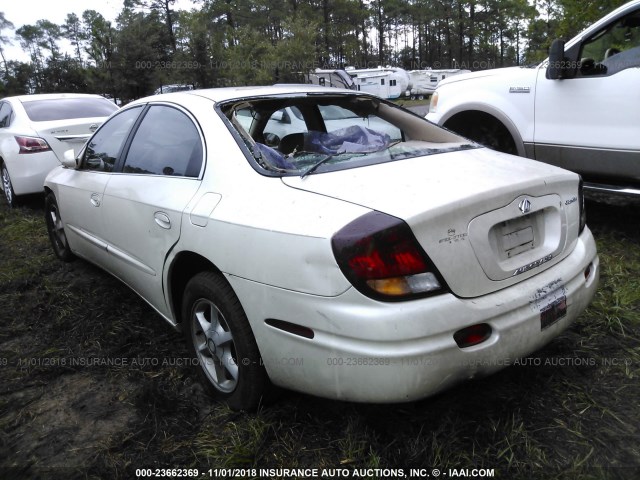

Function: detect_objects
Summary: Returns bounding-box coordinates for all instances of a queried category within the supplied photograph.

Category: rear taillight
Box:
[15,136,52,154]
[578,176,586,234]
[332,211,447,301]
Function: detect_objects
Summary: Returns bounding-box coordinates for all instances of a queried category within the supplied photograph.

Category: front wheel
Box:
[467,122,517,154]
[445,113,518,155]
[45,192,75,262]
[182,272,270,410]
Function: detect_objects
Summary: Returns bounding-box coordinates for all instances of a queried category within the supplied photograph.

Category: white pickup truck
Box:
[427,0,640,196]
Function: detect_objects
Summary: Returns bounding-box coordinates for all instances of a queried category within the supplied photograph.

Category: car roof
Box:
[137,84,361,104]
[6,93,106,103]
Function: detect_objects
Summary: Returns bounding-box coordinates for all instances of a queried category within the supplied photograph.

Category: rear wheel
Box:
[183,271,270,411]
[45,192,75,262]
[1,163,18,208]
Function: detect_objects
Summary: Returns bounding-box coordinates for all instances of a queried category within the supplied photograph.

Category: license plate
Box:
[530,279,567,330]
[540,296,567,330]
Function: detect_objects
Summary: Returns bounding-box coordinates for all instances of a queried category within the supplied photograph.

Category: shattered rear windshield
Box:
[219,94,477,177]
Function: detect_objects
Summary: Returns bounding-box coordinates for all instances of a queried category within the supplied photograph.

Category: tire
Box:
[182,271,270,411]
[467,121,517,155]
[44,192,75,262]
[1,163,18,208]
[445,114,518,155]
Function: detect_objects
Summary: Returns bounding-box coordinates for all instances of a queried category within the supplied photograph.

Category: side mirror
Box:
[547,38,577,80]
[62,149,79,169]
[547,39,566,80]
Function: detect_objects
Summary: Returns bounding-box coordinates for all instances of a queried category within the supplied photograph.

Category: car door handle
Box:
[90,193,101,207]
[154,212,171,229]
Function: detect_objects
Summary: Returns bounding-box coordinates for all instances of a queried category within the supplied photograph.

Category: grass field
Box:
[0,195,639,480]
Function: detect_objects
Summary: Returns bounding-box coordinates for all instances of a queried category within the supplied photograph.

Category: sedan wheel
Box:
[1,164,17,208]
[45,193,75,262]
[183,272,270,410]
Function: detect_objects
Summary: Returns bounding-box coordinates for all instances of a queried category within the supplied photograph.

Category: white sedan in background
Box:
[0,93,118,207]
[44,85,599,410]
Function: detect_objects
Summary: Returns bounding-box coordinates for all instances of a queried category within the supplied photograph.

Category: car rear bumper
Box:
[5,151,61,195]
[227,227,599,403]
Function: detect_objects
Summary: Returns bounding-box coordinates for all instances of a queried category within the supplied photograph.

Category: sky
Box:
[1,0,196,62]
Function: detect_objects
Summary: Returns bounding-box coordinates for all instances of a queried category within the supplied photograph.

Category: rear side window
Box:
[0,102,12,128]
[21,97,118,122]
[83,106,143,172]
[122,105,203,177]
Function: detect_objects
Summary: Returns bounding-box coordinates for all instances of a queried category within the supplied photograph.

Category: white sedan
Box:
[44,85,599,410]
[0,93,119,207]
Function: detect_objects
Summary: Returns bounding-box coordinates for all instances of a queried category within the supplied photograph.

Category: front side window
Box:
[122,105,203,177]
[580,10,640,76]
[83,106,143,172]
[221,94,473,177]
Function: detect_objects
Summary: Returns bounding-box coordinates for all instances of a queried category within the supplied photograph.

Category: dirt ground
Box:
[1,193,639,479]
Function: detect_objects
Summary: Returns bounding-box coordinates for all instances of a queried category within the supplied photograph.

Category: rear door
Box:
[99,104,204,317]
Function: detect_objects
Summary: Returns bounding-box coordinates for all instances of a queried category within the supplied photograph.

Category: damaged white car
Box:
[44,85,599,410]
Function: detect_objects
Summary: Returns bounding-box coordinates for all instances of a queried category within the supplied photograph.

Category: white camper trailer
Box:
[344,66,409,99]
[306,69,356,90]
[407,69,471,98]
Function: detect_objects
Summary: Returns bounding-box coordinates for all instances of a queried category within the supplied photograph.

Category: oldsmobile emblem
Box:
[518,198,532,214]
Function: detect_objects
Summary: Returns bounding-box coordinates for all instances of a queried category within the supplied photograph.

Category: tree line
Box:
[0,0,630,102]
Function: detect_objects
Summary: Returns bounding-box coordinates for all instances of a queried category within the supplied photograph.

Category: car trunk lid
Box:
[282,147,582,298]
[33,118,104,160]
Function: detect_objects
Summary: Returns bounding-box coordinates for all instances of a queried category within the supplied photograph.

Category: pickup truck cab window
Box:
[580,10,640,76]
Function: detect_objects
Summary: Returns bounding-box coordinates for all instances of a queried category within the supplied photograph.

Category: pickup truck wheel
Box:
[467,122,517,155]
[445,114,517,155]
